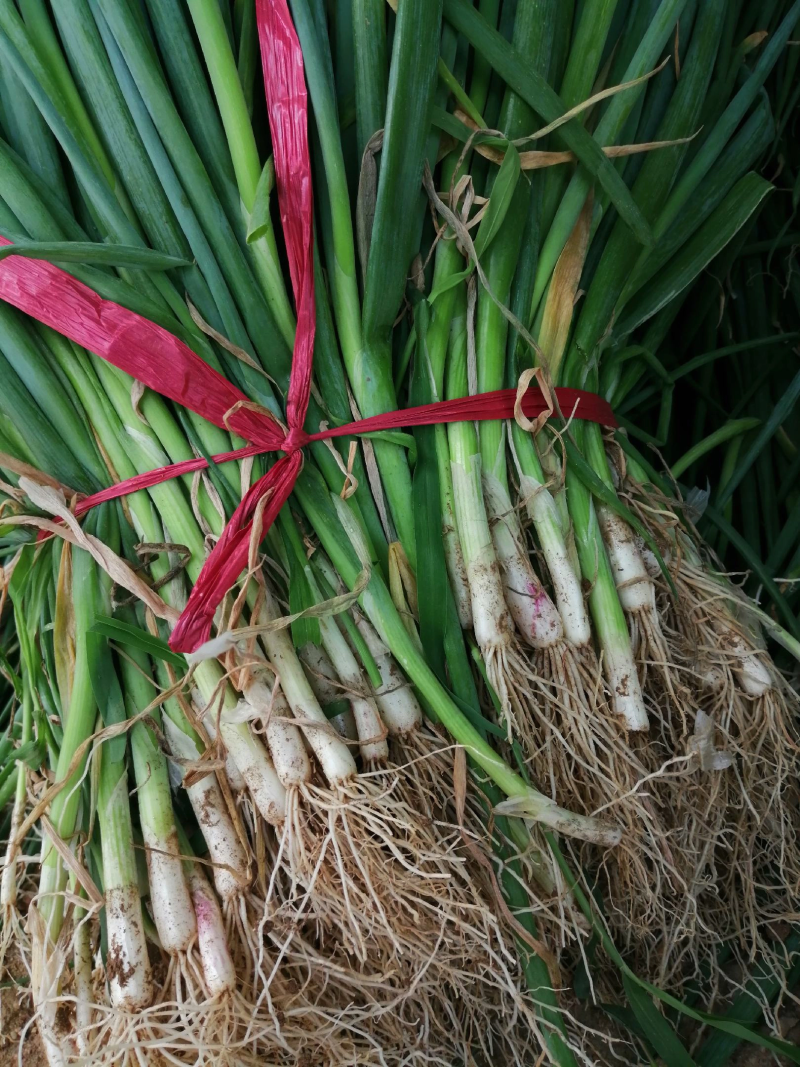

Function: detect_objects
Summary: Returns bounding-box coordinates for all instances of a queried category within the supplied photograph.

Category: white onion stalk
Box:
[712,621,772,698]
[565,441,651,734]
[256,589,357,785]
[162,714,250,904]
[246,640,383,956]
[353,615,424,737]
[596,505,673,698]
[450,449,513,654]
[597,478,689,712]
[28,905,71,1067]
[184,861,237,998]
[122,656,196,957]
[675,536,773,700]
[437,421,473,628]
[97,750,152,1012]
[231,586,315,789]
[444,291,533,733]
[1,672,32,961]
[229,614,313,790]
[164,572,288,824]
[130,719,196,956]
[190,687,247,792]
[482,463,563,649]
[72,902,94,1057]
[516,469,592,647]
[241,667,313,789]
[299,642,359,740]
[449,442,528,735]
[596,599,649,731]
[538,439,581,578]
[597,505,658,617]
[0,758,26,964]
[195,687,287,826]
[583,502,649,732]
[634,533,664,579]
[309,579,388,764]
[311,556,425,738]
[299,639,343,699]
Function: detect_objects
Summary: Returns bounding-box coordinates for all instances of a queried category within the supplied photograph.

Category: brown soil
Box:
[0,949,44,1067]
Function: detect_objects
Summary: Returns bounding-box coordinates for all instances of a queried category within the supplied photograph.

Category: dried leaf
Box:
[538,192,594,379]
[187,299,280,387]
[54,541,75,715]
[12,479,179,625]
[130,379,149,425]
[514,366,554,435]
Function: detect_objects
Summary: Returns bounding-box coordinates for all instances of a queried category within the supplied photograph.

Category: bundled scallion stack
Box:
[1,0,799,1064]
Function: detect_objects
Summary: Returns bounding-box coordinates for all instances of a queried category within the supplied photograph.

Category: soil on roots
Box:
[508,645,700,978]
[246,759,580,1065]
[270,919,563,1066]
[581,476,800,1000]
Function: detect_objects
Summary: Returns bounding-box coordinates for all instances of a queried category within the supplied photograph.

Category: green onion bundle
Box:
[1,0,800,1064]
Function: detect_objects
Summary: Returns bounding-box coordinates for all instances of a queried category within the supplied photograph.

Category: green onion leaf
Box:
[0,239,190,269]
[89,615,186,669]
[246,156,275,244]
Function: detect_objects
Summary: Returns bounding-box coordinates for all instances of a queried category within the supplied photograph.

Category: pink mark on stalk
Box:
[190,888,215,932]
[527,582,549,617]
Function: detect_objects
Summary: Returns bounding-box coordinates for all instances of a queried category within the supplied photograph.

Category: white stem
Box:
[495,793,622,847]
[163,717,250,903]
[450,448,514,654]
[330,707,358,741]
[1,779,25,909]
[193,659,289,823]
[354,616,423,736]
[299,643,360,740]
[438,423,473,628]
[634,534,663,578]
[678,537,772,698]
[130,720,196,956]
[586,499,649,730]
[443,500,474,627]
[257,591,357,786]
[482,468,563,648]
[104,885,153,1011]
[190,687,246,792]
[518,472,592,647]
[243,670,312,789]
[699,665,725,693]
[597,505,657,614]
[316,608,388,765]
[538,440,581,576]
[299,641,343,703]
[604,628,649,731]
[146,847,196,958]
[198,694,286,825]
[98,767,152,1013]
[713,621,772,697]
[73,910,93,1054]
[185,864,236,998]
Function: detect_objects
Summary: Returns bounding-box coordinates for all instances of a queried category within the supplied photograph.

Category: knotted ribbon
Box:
[0,0,615,654]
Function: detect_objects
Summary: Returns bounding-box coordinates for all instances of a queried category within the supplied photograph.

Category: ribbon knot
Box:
[282,426,311,454]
